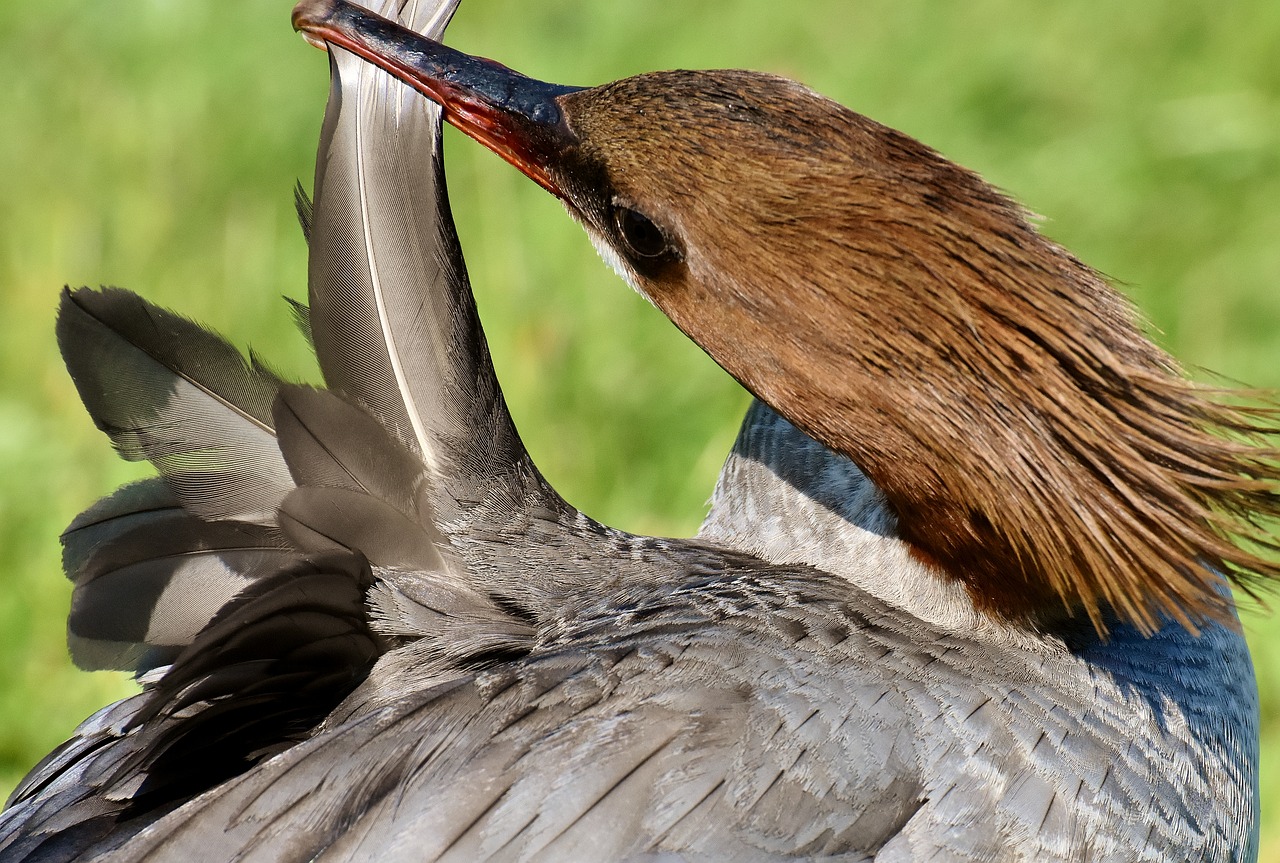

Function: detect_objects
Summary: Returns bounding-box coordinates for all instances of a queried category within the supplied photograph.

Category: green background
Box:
[2,0,1278,852]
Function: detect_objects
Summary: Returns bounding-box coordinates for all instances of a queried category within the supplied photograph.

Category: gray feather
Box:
[56,287,293,524]
[49,562,1256,863]
[54,297,304,676]
[61,479,181,579]
[306,0,549,522]
[273,385,453,572]
[274,385,425,505]
[66,506,297,673]
[1,554,378,861]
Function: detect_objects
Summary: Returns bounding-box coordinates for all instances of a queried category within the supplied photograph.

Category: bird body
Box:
[37,550,1259,861]
[0,0,1273,859]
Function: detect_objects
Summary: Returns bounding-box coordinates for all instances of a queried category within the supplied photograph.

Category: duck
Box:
[2,0,1275,859]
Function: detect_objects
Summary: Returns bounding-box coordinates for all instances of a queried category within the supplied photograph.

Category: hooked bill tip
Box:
[292,0,342,45]
[287,0,579,198]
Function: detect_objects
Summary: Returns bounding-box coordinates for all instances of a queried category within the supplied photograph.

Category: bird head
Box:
[293,0,1280,636]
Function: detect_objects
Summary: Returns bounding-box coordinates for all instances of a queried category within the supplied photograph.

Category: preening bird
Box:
[2,0,1277,859]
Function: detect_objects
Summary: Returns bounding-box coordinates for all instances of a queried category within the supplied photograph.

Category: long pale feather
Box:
[306,0,546,524]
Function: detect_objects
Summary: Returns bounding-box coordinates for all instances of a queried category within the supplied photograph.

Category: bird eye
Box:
[613,206,669,260]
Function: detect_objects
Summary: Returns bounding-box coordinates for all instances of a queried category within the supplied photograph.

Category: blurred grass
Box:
[0,0,1277,852]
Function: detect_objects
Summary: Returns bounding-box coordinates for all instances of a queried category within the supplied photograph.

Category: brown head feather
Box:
[553,70,1280,634]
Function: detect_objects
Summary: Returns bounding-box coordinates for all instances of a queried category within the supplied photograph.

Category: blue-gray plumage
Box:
[0,0,1269,860]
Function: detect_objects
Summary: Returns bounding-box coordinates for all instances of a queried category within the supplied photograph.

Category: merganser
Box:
[1,0,1274,859]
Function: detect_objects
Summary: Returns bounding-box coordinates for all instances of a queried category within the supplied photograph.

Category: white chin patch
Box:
[582,222,659,309]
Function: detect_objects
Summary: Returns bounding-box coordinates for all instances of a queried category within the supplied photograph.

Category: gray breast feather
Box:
[81,566,1256,862]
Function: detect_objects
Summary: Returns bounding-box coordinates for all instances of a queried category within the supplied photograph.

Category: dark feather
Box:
[116,553,378,805]
[66,505,298,674]
[293,180,314,244]
[285,295,313,345]
[274,385,424,505]
[61,479,180,579]
[1,554,378,858]
[273,385,454,571]
[0,694,155,862]
[56,287,293,524]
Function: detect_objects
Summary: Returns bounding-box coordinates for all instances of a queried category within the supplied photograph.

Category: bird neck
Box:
[700,399,1022,636]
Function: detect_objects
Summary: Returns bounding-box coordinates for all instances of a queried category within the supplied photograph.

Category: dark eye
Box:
[613,206,669,259]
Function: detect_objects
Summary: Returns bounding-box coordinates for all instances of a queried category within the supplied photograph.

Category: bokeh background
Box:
[2,0,1278,852]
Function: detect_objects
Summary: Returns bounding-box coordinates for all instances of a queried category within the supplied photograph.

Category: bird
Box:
[1,0,1276,860]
